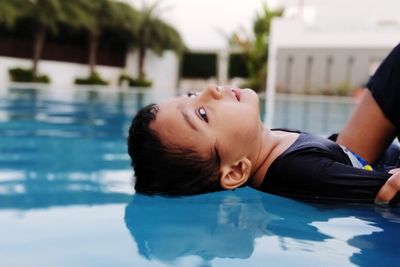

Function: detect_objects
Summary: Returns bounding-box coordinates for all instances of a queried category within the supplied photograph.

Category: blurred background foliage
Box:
[0,0,184,84]
[229,3,282,92]
[0,0,279,89]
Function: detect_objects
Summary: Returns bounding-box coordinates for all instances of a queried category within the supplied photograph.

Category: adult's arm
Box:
[337,90,396,164]
[337,43,400,163]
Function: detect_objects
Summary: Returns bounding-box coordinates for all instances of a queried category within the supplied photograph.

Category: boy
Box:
[128,84,400,203]
[128,86,400,201]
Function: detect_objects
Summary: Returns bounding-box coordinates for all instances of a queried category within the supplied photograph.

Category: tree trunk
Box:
[32,26,46,78]
[88,30,100,76]
[138,45,146,80]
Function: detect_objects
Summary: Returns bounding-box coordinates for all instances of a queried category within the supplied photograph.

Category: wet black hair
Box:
[127,103,223,196]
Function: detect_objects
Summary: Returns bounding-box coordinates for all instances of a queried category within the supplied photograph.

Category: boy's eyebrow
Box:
[181,109,198,131]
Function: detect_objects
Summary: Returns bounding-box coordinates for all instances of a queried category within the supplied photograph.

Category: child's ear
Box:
[220,158,252,190]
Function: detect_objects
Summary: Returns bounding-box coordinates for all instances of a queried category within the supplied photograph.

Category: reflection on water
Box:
[0,86,145,209]
[125,188,400,267]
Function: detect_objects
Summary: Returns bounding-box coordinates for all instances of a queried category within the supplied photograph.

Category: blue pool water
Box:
[0,86,399,267]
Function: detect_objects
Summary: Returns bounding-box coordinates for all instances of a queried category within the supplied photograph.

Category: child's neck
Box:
[249,128,299,188]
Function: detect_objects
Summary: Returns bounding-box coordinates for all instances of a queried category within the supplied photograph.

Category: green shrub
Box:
[335,81,351,96]
[75,72,108,85]
[118,73,132,85]
[118,73,152,87]
[8,68,51,83]
[34,75,50,83]
[129,78,152,87]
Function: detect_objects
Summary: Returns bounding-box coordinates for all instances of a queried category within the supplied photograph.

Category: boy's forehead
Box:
[158,96,180,112]
[152,97,184,133]
[151,97,212,156]
[158,96,180,108]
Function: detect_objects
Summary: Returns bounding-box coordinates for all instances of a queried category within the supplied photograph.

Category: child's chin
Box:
[245,89,260,105]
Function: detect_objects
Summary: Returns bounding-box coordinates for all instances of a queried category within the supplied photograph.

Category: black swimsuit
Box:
[258,131,398,202]
[367,42,400,134]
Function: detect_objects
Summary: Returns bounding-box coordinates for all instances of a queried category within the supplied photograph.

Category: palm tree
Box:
[0,0,26,29]
[229,4,282,91]
[77,0,139,76]
[1,0,93,81]
[19,0,66,78]
[133,1,184,80]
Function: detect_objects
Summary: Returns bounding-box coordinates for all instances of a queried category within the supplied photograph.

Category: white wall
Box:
[0,56,122,89]
[125,50,179,97]
[278,0,400,30]
[0,49,180,98]
[271,19,400,49]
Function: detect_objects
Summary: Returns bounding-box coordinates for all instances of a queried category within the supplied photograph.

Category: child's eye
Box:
[198,107,208,122]
[187,92,197,98]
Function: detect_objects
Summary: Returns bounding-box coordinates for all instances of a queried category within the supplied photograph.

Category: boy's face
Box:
[150,85,263,174]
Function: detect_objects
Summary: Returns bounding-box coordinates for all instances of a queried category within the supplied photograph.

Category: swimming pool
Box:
[0,85,399,267]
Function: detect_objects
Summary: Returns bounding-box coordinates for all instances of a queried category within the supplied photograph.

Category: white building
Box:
[266,0,400,125]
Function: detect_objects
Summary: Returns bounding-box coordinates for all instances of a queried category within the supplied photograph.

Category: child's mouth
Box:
[231,88,241,102]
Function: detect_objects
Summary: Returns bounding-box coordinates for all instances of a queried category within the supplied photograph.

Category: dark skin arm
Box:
[336,89,397,164]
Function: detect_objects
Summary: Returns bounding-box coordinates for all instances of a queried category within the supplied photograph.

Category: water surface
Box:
[0,86,398,267]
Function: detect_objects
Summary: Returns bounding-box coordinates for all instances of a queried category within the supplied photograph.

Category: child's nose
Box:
[202,85,222,100]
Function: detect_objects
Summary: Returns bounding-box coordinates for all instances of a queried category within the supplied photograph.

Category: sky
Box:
[124,0,279,50]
